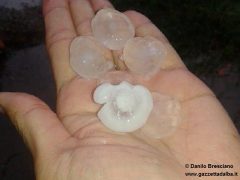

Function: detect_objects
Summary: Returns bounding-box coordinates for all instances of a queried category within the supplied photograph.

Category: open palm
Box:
[0,0,239,179]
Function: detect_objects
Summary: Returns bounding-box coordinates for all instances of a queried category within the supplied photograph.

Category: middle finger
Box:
[69,0,95,35]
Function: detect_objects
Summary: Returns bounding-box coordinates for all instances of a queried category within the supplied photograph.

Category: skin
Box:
[0,0,240,179]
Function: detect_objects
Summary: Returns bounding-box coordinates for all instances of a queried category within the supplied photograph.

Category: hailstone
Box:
[123,36,167,77]
[140,92,182,138]
[93,81,153,132]
[92,8,135,50]
[70,36,113,79]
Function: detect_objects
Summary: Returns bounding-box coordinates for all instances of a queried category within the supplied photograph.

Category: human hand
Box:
[0,0,240,179]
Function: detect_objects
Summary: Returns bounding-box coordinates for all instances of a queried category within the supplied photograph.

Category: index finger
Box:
[43,0,77,90]
[90,0,114,12]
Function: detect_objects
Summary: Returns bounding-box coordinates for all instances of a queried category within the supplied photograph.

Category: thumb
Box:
[0,92,69,157]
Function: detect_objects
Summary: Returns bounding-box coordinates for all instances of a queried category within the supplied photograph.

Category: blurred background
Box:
[0,0,239,179]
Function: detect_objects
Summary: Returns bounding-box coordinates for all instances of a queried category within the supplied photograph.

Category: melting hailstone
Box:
[93,81,153,132]
[70,36,113,79]
[139,93,182,138]
[91,8,135,50]
[123,36,167,77]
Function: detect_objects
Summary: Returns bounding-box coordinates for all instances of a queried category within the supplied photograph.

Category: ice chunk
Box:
[70,36,113,79]
[92,8,135,50]
[123,36,167,77]
[93,81,153,132]
[140,93,182,138]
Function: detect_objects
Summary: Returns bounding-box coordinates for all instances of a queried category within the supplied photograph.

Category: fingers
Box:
[124,10,186,70]
[43,0,77,91]
[89,0,114,12]
[57,78,99,119]
[43,0,114,90]
[69,0,94,35]
[43,0,185,91]
[0,93,69,157]
[125,11,168,42]
[70,0,114,36]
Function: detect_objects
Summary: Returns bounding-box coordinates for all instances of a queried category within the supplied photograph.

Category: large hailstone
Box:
[139,93,182,139]
[91,8,135,50]
[123,36,167,77]
[70,36,113,79]
[93,81,153,132]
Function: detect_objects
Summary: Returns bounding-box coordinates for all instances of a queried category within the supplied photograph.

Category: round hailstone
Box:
[140,93,182,139]
[91,8,135,50]
[70,36,113,79]
[123,36,167,77]
[93,81,153,133]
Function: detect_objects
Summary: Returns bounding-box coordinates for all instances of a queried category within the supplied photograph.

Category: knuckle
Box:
[76,18,92,35]
[46,29,75,49]
[6,93,48,120]
[43,0,66,17]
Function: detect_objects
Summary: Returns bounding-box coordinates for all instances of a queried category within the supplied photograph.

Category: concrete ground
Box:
[0,45,239,180]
